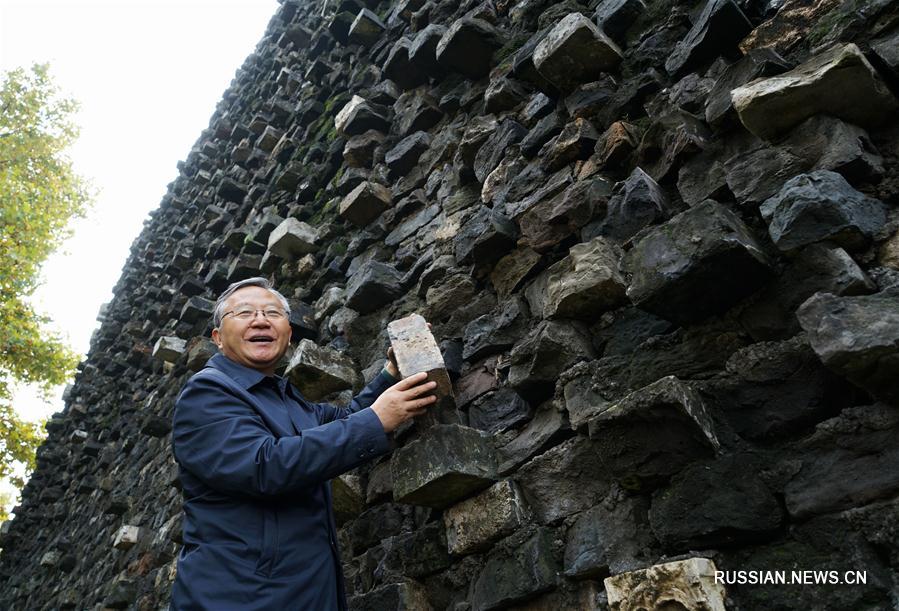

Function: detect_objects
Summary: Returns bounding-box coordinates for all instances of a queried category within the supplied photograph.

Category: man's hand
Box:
[371,372,437,433]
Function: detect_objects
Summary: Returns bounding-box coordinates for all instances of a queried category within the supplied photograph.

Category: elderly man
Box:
[170,277,436,610]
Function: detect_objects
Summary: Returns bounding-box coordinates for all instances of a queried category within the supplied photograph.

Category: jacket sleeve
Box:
[172,373,389,498]
[314,368,397,424]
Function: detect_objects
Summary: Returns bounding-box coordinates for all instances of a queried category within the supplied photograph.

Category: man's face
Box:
[211,286,292,375]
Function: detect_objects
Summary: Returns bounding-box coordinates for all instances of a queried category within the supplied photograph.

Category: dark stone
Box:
[348,9,385,47]
[383,38,429,90]
[179,296,215,324]
[594,0,646,46]
[509,320,594,402]
[335,95,390,137]
[516,436,609,523]
[760,170,888,253]
[473,119,528,184]
[585,166,670,243]
[378,522,451,579]
[520,92,555,125]
[538,117,599,172]
[586,376,720,492]
[462,297,529,361]
[385,131,431,179]
[409,24,447,78]
[649,456,783,550]
[564,495,653,578]
[471,527,560,610]
[520,111,564,159]
[348,503,412,555]
[345,261,405,313]
[665,0,753,78]
[328,11,355,45]
[391,424,497,508]
[783,403,899,519]
[625,200,772,326]
[435,18,501,79]
[704,48,791,127]
[469,388,534,434]
[216,177,247,203]
[453,206,518,266]
[393,90,443,138]
[484,76,530,114]
[347,580,430,611]
[797,290,899,403]
[532,13,622,91]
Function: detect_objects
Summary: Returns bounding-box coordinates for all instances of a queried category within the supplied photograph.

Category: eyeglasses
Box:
[222,307,287,321]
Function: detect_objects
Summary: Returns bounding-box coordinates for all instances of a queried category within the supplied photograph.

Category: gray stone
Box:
[385,203,440,247]
[267,218,318,260]
[152,336,186,363]
[490,247,542,299]
[347,580,431,611]
[733,43,899,140]
[520,111,564,159]
[533,13,622,91]
[393,89,443,138]
[409,24,447,78]
[605,558,726,611]
[426,273,477,321]
[783,403,899,519]
[520,176,612,252]
[345,261,405,314]
[538,117,599,172]
[524,236,626,320]
[587,376,720,491]
[348,9,385,47]
[587,166,669,242]
[391,424,497,508]
[564,495,653,578]
[180,296,215,324]
[385,131,431,179]
[797,290,899,403]
[594,0,646,46]
[516,436,610,523]
[625,200,771,325]
[462,297,529,362]
[649,456,783,550]
[377,521,452,579]
[469,388,534,434]
[760,170,887,252]
[497,404,571,475]
[704,48,790,127]
[509,320,594,400]
[436,18,501,79]
[335,95,389,137]
[473,119,527,184]
[343,130,385,168]
[471,527,560,610]
[665,0,752,77]
[485,76,530,114]
[331,474,364,526]
[443,480,529,555]
[285,339,361,400]
[453,206,518,266]
[339,181,392,227]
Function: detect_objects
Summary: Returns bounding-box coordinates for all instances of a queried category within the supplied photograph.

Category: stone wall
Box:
[2,0,899,609]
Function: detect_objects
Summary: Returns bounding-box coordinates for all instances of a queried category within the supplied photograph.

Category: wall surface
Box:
[2,0,899,609]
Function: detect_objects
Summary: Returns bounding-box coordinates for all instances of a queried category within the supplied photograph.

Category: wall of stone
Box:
[2,0,899,609]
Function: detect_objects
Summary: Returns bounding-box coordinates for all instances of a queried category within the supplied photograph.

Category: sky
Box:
[0,0,279,500]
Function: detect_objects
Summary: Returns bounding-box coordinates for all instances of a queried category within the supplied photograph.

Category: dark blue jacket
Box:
[170,353,393,610]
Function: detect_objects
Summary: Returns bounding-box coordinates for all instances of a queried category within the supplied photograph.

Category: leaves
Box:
[0,63,91,500]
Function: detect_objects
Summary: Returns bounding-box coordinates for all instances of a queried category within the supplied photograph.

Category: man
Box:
[170,277,436,610]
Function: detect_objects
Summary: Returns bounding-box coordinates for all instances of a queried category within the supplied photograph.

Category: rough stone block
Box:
[587,166,669,242]
[760,170,887,253]
[443,480,529,555]
[665,0,752,78]
[605,558,726,611]
[539,117,599,172]
[508,320,594,400]
[112,525,142,550]
[391,424,497,508]
[797,290,899,403]
[385,131,430,179]
[733,43,899,140]
[594,0,646,46]
[533,13,622,91]
[471,527,560,610]
[339,183,390,229]
[348,9,385,47]
[332,474,364,527]
[384,37,429,90]
[186,337,217,372]
[625,200,771,325]
[335,95,389,137]
[347,580,431,611]
[587,376,720,491]
[453,205,518,267]
[267,218,318,260]
[462,297,528,362]
[524,236,627,320]
[436,18,501,79]
[343,130,384,168]
[704,48,790,127]
[469,388,533,434]
[152,336,186,363]
[388,313,458,428]
[180,296,215,324]
[564,495,653,578]
[285,339,361,401]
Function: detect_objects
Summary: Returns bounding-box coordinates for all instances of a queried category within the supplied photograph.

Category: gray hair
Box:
[213,277,291,327]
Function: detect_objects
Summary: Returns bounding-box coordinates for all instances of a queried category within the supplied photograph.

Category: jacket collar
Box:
[207,353,288,394]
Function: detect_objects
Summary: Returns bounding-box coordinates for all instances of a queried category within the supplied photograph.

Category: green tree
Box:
[0,63,91,495]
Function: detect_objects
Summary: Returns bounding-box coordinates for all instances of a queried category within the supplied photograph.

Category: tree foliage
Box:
[0,63,91,494]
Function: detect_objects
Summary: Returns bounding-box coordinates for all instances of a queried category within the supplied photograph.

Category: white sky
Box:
[0,0,279,501]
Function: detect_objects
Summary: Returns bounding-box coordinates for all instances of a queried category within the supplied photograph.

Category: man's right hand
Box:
[371,372,437,433]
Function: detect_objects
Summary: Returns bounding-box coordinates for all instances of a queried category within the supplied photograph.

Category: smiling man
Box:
[170,277,436,610]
